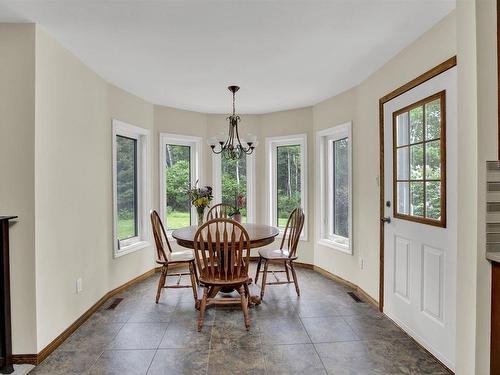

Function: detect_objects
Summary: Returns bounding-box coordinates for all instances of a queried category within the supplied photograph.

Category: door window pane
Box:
[397,182,409,215]
[425,140,441,180]
[410,182,424,217]
[165,144,191,230]
[426,181,441,220]
[222,156,247,222]
[397,147,409,180]
[393,92,446,226]
[425,99,441,140]
[116,135,138,240]
[396,112,409,147]
[409,106,423,143]
[333,138,349,238]
[277,145,301,227]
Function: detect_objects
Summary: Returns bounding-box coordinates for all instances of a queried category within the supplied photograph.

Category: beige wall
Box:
[0,24,37,354]
[34,28,156,351]
[4,6,496,373]
[313,11,457,299]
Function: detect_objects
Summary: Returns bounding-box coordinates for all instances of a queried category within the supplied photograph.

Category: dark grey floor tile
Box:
[159,319,213,349]
[252,298,298,318]
[315,339,450,375]
[87,349,155,375]
[343,315,407,340]
[147,348,209,375]
[208,343,266,375]
[263,343,327,375]
[301,316,358,343]
[29,350,100,375]
[110,322,167,349]
[57,322,124,353]
[211,318,261,348]
[170,301,215,323]
[335,300,383,317]
[293,298,341,318]
[128,302,175,323]
[259,318,310,345]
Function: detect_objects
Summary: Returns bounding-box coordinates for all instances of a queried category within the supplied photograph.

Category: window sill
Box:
[114,240,151,258]
[317,238,351,254]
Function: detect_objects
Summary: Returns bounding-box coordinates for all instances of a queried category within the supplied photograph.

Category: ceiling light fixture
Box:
[208,86,256,160]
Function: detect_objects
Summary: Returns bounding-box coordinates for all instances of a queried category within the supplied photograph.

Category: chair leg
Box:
[198,287,209,332]
[192,262,199,286]
[239,285,250,330]
[284,261,291,282]
[244,282,251,307]
[260,260,269,299]
[188,262,198,306]
[255,257,262,283]
[289,261,300,296]
[155,265,167,303]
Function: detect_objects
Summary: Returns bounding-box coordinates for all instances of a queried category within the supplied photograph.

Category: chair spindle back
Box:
[150,209,173,263]
[193,219,251,282]
[206,203,235,220]
[280,207,305,258]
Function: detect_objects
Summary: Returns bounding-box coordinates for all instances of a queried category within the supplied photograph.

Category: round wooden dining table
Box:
[171,223,280,306]
[171,223,280,250]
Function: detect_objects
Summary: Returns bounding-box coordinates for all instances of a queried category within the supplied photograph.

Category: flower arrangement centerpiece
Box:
[186,181,213,226]
[230,192,246,223]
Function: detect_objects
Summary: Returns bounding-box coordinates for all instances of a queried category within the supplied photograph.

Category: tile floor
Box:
[29,264,451,374]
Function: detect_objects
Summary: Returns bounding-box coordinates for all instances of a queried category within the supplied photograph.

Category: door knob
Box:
[381,217,391,224]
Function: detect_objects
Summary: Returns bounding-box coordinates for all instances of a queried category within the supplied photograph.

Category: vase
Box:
[197,207,205,226]
[232,213,241,223]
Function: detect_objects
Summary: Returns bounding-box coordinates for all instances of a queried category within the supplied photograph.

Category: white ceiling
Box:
[0,0,455,114]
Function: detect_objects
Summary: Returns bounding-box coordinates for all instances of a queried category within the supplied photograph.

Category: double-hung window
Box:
[112,119,150,257]
[317,122,352,253]
[266,134,307,239]
[160,133,202,231]
[213,153,255,223]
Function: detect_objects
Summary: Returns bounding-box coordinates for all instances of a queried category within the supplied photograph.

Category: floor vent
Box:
[107,298,124,310]
[347,292,364,303]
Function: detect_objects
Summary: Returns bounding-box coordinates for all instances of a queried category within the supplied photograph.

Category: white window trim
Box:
[316,122,353,254]
[112,119,151,258]
[212,153,256,223]
[159,133,203,234]
[265,133,308,240]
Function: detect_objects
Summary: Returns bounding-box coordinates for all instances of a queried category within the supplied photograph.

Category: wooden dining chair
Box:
[206,203,235,220]
[150,210,198,305]
[255,207,305,299]
[193,219,252,331]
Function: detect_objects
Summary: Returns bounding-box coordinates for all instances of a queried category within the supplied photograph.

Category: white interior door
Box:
[383,67,457,370]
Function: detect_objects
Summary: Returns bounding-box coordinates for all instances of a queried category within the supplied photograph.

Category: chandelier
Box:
[208,86,256,160]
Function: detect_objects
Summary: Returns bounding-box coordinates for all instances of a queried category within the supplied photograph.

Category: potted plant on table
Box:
[186,181,213,226]
[230,192,246,223]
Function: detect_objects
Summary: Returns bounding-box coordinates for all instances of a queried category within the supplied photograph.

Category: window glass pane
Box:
[410,181,424,217]
[409,106,424,144]
[333,138,349,238]
[410,144,424,180]
[222,156,247,222]
[397,147,409,180]
[426,181,441,220]
[426,140,441,180]
[425,99,441,140]
[277,145,301,228]
[116,135,137,240]
[397,181,409,215]
[396,112,409,147]
[165,144,191,230]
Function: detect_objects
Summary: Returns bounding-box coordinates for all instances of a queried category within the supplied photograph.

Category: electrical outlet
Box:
[359,257,364,270]
[76,278,83,294]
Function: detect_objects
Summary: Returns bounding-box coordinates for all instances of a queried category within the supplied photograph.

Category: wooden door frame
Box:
[378,56,457,312]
